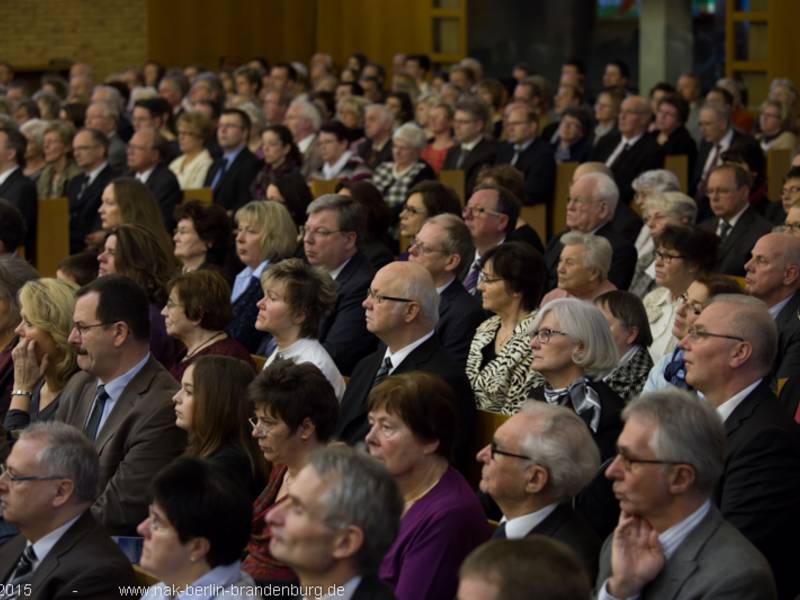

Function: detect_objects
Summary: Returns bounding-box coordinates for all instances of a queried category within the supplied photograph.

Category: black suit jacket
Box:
[0,511,135,599]
[590,131,664,205]
[543,222,637,291]
[320,252,377,376]
[203,147,262,212]
[654,126,698,179]
[352,575,397,600]
[716,380,800,599]
[609,201,644,245]
[692,130,761,199]
[443,138,498,197]
[129,164,181,229]
[699,206,773,276]
[65,164,116,254]
[0,168,37,259]
[336,335,475,466]
[226,275,268,353]
[773,290,800,384]
[437,278,486,367]
[496,138,556,206]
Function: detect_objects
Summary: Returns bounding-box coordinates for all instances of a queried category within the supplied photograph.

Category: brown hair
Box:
[167,270,232,331]
[108,224,172,306]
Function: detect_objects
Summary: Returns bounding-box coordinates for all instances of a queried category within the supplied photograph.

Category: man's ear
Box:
[331,525,364,561]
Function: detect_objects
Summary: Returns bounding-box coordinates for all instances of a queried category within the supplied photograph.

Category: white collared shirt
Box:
[436,276,457,295]
[702,128,735,179]
[322,150,352,180]
[0,166,18,186]
[328,256,352,281]
[604,133,643,167]
[460,135,483,152]
[26,513,82,572]
[135,166,155,184]
[501,503,558,539]
[716,378,762,423]
[768,293,794,320]
[381,330,436,374]
[298,133,316,154]
[231,260,269,303]
[85,161,108,187]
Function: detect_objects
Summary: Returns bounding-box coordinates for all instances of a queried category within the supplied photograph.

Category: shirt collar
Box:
[323,150,353,179]
[721,203,749,229]
[328,256,353,280]
[298,133,316,154]
[136,166,156,183]
[86,161,108,185]
[382,330,436,372]
[0,166,18,186]
[502,503,558,539]
[461,135,483,152]
[718,127,735,150]
[621,132,643,146]
[30,513,83,569]
[436,276,457,295]
[768,292,794,319]
[658,499,711,560]
[223,145,244,163]
[100,352,151,395]
[716,378,762,422]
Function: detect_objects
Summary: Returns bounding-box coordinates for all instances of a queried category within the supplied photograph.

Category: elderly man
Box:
[304,194,376,375]
[409,213,484,365]
[744,233,800,382]
[335,261,473,462]
[591,95,664,206]
[285,98,323,180]
[680,296,800,598]
[540,232,616,305]
[126,126,181,226]
[698,163,772,276]
[442,96,498,196]
[598,389,776,599]
[544,172,637,291]
[0,126,37,259]
[84,100,126,171]
[573,161,643,245]
[477,402,601,576]
[267,445,401,600]
[56,275,185,535]
[784,205,800,238]
[0,422,135,597]
[356,103,394,170]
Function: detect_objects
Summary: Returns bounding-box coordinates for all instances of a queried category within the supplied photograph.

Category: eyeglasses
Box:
[165,300,183,310]
[462,205,503,219]
[409,239,444,255]
[478,272,503,285]
[530,328,569,344]
[785,221,800,231]
[72,322,110,337]
[614,450,683,472]
[654,250,684,263]
[685,326,745,342]
[401,204,425,216]
[0,463,66,484]
[490,441,531,461]
[300,226,344,239]
[366,288,414,304]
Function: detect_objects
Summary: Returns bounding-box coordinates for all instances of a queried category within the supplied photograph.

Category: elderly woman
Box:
[467,242,546,414]
[652,94,698,176]
[551,106,593,163]
[421,102,455,175]
[249,124,302,200]
[643,224,719,363]
[19,119,47,180]
[757,99,797,153]
[399,180,462,246]
[629,190,696,297]
[310,121,372,182]
[367,371,491,600]
[643,274,744,393]
[528,298,623,460]
[168,110,214,190]
[595,290,654,402]
[630,169,681,257]
[769,78,799,126]
[243,359,339,586]
[172,200,233,275]
[229,200,297,353]
[163,270,254,381]
[255,258,345,398]
[372,123,436,217]
[785,205,800,238]
[5,278,78,434]
[541,232,616,305]
[36,120,80,199]
[138,458,259,599]
[172,356,265,498]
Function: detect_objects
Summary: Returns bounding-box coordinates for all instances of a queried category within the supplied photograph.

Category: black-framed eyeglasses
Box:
[462,205,503,219]
[0,463,66,484]
[785,221,800,231]
[477,272,503,285]
[685,326,745,342]
[73,322,110,337]
[409,239,445,256]
[366,288,414,304]
[530,328,569,344]
[490,441,531,461]
[614,450,684,472]
[401,204,425,216]
[299,226,344,239]
[654,250,684,263]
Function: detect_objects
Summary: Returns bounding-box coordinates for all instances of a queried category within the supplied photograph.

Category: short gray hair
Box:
[709,294,777,376]
[365,103,394,128]
[577,172,618,217]
[92,85,125,114]
[518,402,600,501]
[19,118,48,148]
[289,98,322,132]
[308,445,403,574]
[394,261,440,324]
[392,122,427,150]
[530,297,618,374]
[700,100,731,125]
[426,213,474,268]
[623,389,725,495]
[89,99,119,123]
[631,169,680,194]
[20,421,100,503]
[644,191,697,224]
[307,194,365,242]
[560,231,612,279]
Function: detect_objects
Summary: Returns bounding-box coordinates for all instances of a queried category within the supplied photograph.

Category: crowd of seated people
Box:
[0,50,799,599]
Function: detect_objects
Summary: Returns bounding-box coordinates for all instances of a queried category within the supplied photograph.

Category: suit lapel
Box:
[29,512,91,592]
[94,359,155,452]
[393,336,436,373]
[529,503,567,537]
[723,381,769,437]
[775,290,800,330]
[0,537,25,583]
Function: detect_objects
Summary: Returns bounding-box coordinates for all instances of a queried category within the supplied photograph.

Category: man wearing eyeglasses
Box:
[476,402,601,578]
[442,96,497,197]
[598,389,776,599]
[680,295,800,599]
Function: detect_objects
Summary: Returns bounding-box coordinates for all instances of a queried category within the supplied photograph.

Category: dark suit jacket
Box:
[352,574,397,600]
[609,201,644,245]
[0,511,135,600]
[495,138,556,206]
[356,138,393,171]
[596,505,777,599]
[699,206,773,276]
[716,380,800,599]
[691,130,761,200]
[65,164,116,254]
[320,252,377,376]
[437,278,485,368]
[443,138,498,198]
[0,168,37,259]
[772,290,800,383]
[55,355,185,536]
[204,146,262,212]
[654,126,697,179]
[543,222,637,291]
[226,275,268,354]
[130,164,181,229]
[335,335,475,466]
[590,131,665,205]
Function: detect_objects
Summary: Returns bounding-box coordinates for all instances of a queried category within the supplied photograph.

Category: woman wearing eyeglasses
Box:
[466,242,546,414]
[642,224,718,363]
[397,181,461,259]
[242,359,339,587]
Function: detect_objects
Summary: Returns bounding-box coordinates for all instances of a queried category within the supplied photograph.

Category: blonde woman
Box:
[168,111,214,190]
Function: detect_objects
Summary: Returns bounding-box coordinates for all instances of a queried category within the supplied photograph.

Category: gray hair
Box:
[365,103,394,128]
[577,172,619,218]
[392,122,427,150]
[530,297,619,374]
[425,213,474,268]
[89,99,119,123]
[644,191,697,224]
[307,194,365,242]
[560,231,612,279]
[394,262,440,324]
[631,169,680,194]
[308,445,403,574]
[92,85,125,115]
[700,100,731,124]
[289,98,322,132]
[770,78,798,105]
[32,90,62,118]
[623,389,725,495]
[0,255,39,324]
[455,95,490,129]
[708,294,777,376]
[518,402,600,501]
[20,421,100,503]
[235,100,265,135]
[19,118,48,148]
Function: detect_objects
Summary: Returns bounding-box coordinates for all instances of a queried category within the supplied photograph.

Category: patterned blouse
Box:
[466,313,544,415]
[602,345,654,402]
[371,160,435,211]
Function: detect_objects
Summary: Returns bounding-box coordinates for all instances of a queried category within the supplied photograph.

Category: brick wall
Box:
[0,0,147,82]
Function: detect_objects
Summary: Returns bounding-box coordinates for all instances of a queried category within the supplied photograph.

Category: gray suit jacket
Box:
[55,355,185,536]
[595,506,776,599]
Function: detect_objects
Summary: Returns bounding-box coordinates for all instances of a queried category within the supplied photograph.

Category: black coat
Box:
[127,163,181,229]
[590,131,665,205]
[443,138,498,198]
[699,206,773,276]
[495,138,556,206]
[65,164,117,254]
[0,169,37,260]
[654,125,698,178]
[203,147,262,212]
[437,278,486,367]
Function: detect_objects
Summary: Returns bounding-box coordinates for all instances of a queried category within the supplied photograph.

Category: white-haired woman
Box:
[540,232,616,305]
[757,99,797,153]
[630,169,681,257]
[629,190,697,297]
[371,122,436,219]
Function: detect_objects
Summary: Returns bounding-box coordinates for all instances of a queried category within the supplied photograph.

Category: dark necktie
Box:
[76,174,89,200]
[718,220,732,242]
[373,357,393,387]
[610,142,630,167]
[210,157,228,190]
[510,145,523,166]
[3,545,36,598]
[84,385,109,441]
[455,147,469,169]
[491,521,507,540]
[463,260,481,295]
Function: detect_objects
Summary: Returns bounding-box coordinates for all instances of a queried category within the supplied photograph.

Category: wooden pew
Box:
[767,148,791,203]
[309,179,339,198]
[664,154,689,193]
[439,169,465,206]
[36,196,70,277]
[182,188,213,205]
[467,409,511,489]
[549,162,578,237]
[520,204,548,245]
